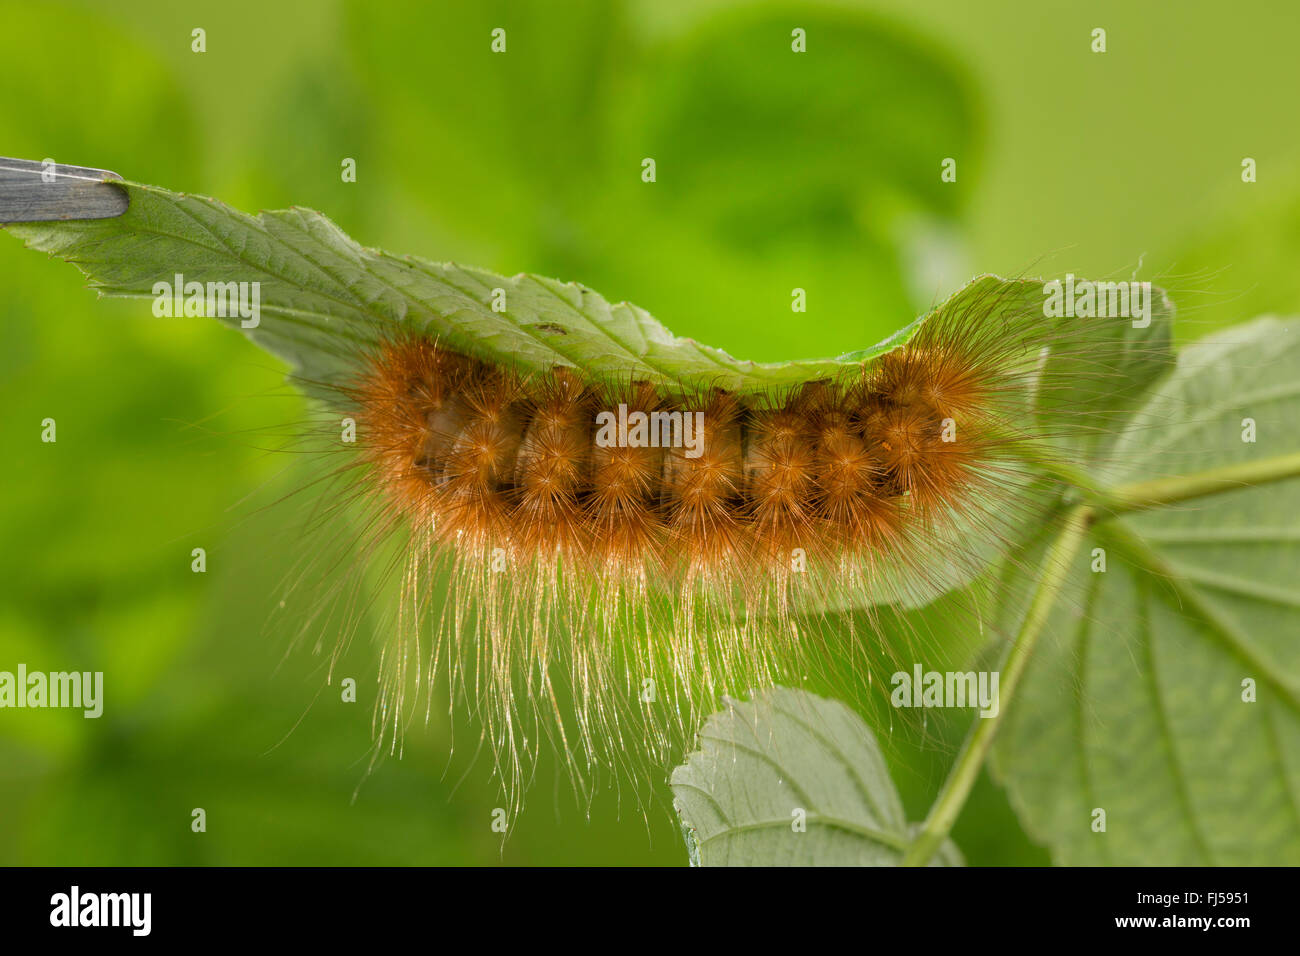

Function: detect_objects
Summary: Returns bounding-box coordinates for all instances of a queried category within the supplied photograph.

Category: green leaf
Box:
[671,686,962,866]
[6,180,1124,412]
[5,180,946,405]
[993,317,1300,864]
[7,178,1173,426]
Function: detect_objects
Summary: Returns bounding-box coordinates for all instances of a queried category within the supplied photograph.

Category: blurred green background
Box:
[2,0,1299,865]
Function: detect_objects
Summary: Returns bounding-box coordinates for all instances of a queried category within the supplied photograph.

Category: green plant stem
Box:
[902,503,1093,866]
[1101,450,1300,515]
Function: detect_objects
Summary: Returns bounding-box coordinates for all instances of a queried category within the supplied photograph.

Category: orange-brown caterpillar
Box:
[334,306,1048,801]
[0,173,1193,840]
[357,337,1002,584]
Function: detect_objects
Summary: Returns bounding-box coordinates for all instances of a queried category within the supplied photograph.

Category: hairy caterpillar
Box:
[5,176,1177,817]
[324,285,1096,803]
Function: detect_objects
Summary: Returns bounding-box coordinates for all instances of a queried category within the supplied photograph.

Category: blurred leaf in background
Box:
[343,1,978,362]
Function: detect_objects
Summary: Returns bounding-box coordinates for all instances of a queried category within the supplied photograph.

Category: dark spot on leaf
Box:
[535,323,569,336]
